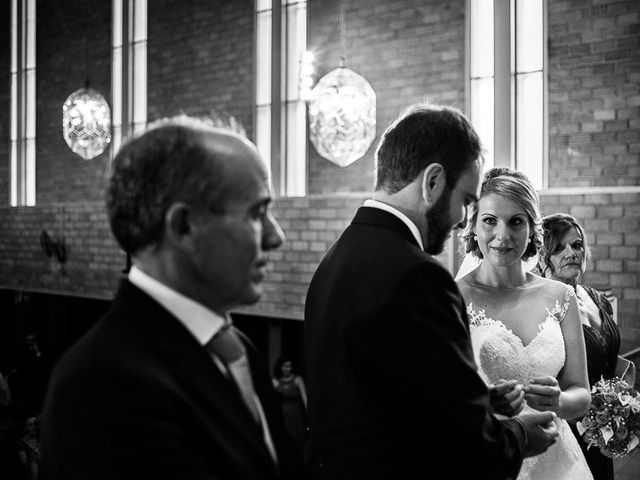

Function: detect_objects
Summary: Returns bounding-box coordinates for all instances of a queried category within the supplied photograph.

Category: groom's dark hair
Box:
[374,103,484,194]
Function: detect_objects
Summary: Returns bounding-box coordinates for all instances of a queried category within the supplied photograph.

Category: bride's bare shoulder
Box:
[455,271,480,296]
[456,270,482,299]
[528,273,573,297]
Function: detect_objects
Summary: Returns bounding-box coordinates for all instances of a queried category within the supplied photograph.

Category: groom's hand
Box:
[489,379,525,417]
[514,410,559,458]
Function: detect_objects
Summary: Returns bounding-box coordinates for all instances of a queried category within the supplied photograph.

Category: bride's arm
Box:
[525,290,591,419]
[556,291,591,419]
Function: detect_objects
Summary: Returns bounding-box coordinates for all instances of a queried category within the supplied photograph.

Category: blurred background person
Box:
[272,355,307,455]
[539,212,633,480]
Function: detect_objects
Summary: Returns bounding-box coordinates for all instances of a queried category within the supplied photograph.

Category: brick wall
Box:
[36,0,113,204]
[540,191,640,352]
[0,0,638,351]
[548,0,640,187]
[0,203,124,299]
[307,0,467,194]
[147,0,254,137]
[18,0,254,206]
[0,195,456,323]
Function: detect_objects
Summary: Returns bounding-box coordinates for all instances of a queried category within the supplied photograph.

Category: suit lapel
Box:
[111,281,279,477]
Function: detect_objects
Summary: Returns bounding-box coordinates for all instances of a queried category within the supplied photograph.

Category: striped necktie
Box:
[206,324,261,424]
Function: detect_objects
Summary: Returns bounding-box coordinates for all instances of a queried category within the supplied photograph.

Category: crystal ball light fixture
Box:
[308,67,376,167]
[62,88,111,160]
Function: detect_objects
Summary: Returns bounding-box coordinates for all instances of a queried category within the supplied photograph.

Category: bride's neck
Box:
[475,262,528,289]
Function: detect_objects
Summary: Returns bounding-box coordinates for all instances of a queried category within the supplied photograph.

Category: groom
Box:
[304,103,559,480]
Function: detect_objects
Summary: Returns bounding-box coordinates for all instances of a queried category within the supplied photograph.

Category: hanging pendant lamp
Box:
[61,3,111,161]
[62,86,111,160]
[307,0,376,167]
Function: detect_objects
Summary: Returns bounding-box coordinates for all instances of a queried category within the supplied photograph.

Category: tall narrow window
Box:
[112,0,147,157]
[468,0,546,189]
[10,0,36,206]
[255,0,308,197]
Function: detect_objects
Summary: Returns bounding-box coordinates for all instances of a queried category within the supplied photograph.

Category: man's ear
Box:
[164,202,194,248]
[421,163,446,207]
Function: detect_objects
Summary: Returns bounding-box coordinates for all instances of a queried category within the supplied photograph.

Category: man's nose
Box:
[262,212,285,250]
[455,206,468,230]
[456,214,467,230]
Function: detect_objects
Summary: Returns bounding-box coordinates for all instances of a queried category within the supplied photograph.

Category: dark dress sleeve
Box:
[582,286,621,386]
[570,285,621,480]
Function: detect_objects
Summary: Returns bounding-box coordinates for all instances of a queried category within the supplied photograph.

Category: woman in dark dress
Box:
[539,213,627,480]
[272,356,307,454]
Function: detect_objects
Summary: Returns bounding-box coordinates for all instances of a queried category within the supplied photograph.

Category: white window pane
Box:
[11,0,17,72]
[26,0,36,69]
[11,74,17,140]
[26,69,35,137]
[285,2,306,100]
[112,47,122,127]
[113,0,122,47]
[132,121,146,135]
[10,142,17,206]
[133,42,147,124]
[285,4,298,100]
[26,139,35,206]
[516,0,543,72]
[134,0,147,41]
[256,105,271,174]
[257,0,272,12]
[285,101,306,196]
[516,72,543,189]
[470,0,494,78]
[471,77,494,169]
[111,126,122,157]
[256,11,272,105]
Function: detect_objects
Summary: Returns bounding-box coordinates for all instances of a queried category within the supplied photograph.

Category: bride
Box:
[455,167,593,480]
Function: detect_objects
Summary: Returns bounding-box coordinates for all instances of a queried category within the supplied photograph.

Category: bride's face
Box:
[474,193,531,267]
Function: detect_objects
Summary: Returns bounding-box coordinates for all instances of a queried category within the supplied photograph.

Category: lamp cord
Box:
[84,0,90,89]
[340,0,346,67]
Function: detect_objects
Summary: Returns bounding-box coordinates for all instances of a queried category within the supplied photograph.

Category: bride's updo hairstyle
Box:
[460,167,543,260]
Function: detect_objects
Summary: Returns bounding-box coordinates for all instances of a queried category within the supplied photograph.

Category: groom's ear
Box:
[421,163,446,208]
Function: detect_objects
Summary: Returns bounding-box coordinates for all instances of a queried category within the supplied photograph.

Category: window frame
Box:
[466,0,548,190]
[255,0,308,197]
[10,0,36,207]
[112,0,147,158]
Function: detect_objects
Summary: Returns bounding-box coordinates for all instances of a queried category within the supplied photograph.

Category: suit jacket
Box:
[304,207,526,480]
[41,280,305,480]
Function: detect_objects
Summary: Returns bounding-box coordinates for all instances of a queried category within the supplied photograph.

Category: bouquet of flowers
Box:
[577,376,640,458]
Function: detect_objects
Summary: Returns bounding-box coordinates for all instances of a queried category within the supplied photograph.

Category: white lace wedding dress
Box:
[467,291,593,480]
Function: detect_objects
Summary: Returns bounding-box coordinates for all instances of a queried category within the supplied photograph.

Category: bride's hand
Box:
[489,379,525,417]
[523,376,561,413]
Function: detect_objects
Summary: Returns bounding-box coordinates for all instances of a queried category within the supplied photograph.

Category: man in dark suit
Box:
[41,116,305,479]
[304,103,559,480]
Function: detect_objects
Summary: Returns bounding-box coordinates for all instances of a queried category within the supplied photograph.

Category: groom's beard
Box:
[424,187,453,255]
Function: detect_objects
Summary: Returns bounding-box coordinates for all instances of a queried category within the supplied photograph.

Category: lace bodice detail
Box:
[468,287,574,386]
[466,287,591,479]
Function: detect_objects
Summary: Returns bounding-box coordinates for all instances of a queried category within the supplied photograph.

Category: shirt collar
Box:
[128,265,227,346]
[363,199,424,250]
